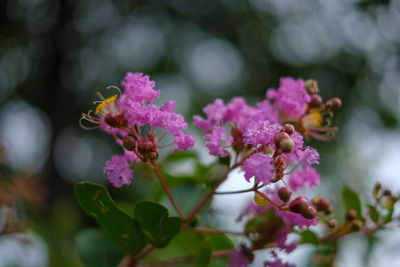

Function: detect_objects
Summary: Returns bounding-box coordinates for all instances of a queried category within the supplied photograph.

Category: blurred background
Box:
[1,0,400,266]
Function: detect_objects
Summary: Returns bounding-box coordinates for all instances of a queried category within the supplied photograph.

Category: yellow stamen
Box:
[302,109,323,130]
[94,94,118,115]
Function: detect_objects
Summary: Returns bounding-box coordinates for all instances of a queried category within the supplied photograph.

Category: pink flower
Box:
[289,166,321,191]
[204,126,233,157]
[103,151,139,188]
[243,120,282,147]
[242,153,275,184]
[174,132,195,152]
[122,72,160,104]
[267,77,310,120]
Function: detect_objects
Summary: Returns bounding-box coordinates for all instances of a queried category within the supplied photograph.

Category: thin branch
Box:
[151,162,184,219]
[215,184,265,195]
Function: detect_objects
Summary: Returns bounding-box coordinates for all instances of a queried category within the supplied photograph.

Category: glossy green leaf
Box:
[134,201,181,248]
[367,204,379,223]
[383,207,394,224]
[342,186,362,220]
[75,182,146,255]
[143,231,212,267]
[75,228,124,267]
[299,230,319,244]
[207,233,234,267]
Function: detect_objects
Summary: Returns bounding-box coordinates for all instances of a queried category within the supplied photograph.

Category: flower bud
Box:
[326,97,342,111]
[301,205,317,219]
[345,209,356,222]
[314,198,332,215]
[148,151,159,161]
[104,113,119,128]
[309,94,323,108]
[138,139,154,154]
[278,187,292,202]
[289,196,308,214]
[274,132,290,147]
[305,79,319,95]
[283,124,295,135]
[327,219,337,229]
[122,136,136,151]
[279,138,294,153]
[350,220,362,232]
[383,189,392,197]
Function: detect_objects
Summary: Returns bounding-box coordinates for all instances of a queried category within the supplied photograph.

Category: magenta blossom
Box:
[242,153,275,184]
[289,165,321,191]
[103,151,140,188]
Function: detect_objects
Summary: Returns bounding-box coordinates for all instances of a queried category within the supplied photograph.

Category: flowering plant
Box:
[75,72,399,267]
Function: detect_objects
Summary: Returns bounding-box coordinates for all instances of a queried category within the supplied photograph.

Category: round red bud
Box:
[345,209,357,222]
[289,196,308,214]
[327,219,337,229]
[138,139,154,154]
[301,205,317,220]
[309,94,323,108]
[122,136,136,151]
[315,198,332,215]
[104,113,119,128]
[278,187,292,202]
[326,97,342,111]
[283,124,295,135]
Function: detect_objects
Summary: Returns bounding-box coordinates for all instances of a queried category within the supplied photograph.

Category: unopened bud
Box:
[350,220,362,232]
[301,205,317,219]
[383,189,392,197]
[274,132,290,147]
[283,124,295,135]
[305,79,319,95]
[148,151,158,160]
[326,97,342,111]
[138,139,154,154]
[104,113,119,128]
[345,209,356,222]
[122,136,136,151]
[309,94,323,108]
[278,187,292,202]
[279,138,294,153]
[289,196,308,214]
[327,219,337,229]
[314,198,332,215]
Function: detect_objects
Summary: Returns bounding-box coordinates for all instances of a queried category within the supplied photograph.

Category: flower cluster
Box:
[80,72,194,187]
[194,77,340,266]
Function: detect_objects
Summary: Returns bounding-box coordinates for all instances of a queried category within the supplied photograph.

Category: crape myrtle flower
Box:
[80,72,194,187]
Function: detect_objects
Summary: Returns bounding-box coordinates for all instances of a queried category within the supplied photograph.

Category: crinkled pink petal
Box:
[122,72,159,104]
[242,153,275,184]
[289,165,321,191]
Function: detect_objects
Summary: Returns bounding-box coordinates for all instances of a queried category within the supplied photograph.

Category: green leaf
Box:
[143,231,212,267]
[75,228,124,267]
[207,232,234,267]
[342,186,362,220]
[383,207,394,224]
[299,230,319,244]
[367,204,379,223]
[75,182,146,255]
[165,150,198,162]
[134,201,181,248]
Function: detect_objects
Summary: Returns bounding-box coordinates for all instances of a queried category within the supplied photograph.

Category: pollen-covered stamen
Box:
[79,110,102,130]
[94,94,118,116]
